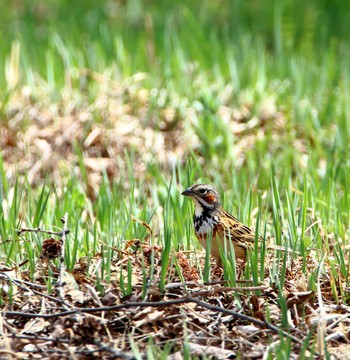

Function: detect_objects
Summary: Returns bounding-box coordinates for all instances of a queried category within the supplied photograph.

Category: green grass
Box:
[1,0,350,357]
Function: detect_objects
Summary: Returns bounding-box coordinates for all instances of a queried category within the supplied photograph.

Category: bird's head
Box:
[181,184,221,213]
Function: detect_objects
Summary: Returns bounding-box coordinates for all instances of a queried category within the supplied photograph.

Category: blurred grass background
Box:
[2,0,350,173]
[2,0,350,95]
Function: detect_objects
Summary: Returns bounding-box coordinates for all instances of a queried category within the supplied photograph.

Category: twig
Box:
[165,281,206,289]
[0,273,46,290]
[327,312,350,330]
[188,285,269,297]
[164,282,268,297]
[164,281,266,291]
[99,240,130,256]
[0,272,67,306]
[22,347,137,359]
[189,298,304,346]
[9,333,72,344]
[2,296,304,347]
[17,227,70,237]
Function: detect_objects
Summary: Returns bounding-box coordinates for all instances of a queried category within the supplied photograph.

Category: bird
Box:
[181,183,260,263]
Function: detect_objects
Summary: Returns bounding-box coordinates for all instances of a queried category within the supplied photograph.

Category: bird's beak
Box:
[181,188,193,197]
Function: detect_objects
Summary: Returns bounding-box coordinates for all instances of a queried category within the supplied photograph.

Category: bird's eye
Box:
[199,189,207,194]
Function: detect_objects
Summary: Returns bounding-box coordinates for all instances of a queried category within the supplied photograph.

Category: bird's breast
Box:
[193,215,219,238]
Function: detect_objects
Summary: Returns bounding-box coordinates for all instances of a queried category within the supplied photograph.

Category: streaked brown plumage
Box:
[182,184,260,262]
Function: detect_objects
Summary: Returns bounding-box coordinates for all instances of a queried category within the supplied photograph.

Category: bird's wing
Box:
[219,210,261,246]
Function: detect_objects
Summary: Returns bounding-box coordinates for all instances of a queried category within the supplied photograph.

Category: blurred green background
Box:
[2,0,350,88]
[2,0,350,195]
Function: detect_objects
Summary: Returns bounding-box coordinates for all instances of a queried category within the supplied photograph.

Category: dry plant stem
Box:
[99,240,130,256]
[56,213,71,309]
[164,281,266,292]
[23,349,135,360]
[0,273,46,290]
[17,227,70,237]
[165,285,269,299]
[188,285,268,297]
[9,333,72,344]
[327,312,350,330]
[164,281,206,289]
[130,215,153,237]
[0,273,67,305]
[316,257,326,357]
[3,296,304,347]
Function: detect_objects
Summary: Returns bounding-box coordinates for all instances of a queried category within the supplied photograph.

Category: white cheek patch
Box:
[194,200,203,217]
[193,197,213,216]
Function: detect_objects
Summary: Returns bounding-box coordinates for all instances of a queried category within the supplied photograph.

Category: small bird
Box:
[181,183,260,263]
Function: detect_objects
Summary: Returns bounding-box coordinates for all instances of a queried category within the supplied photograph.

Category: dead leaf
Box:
[21,318,48,334]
